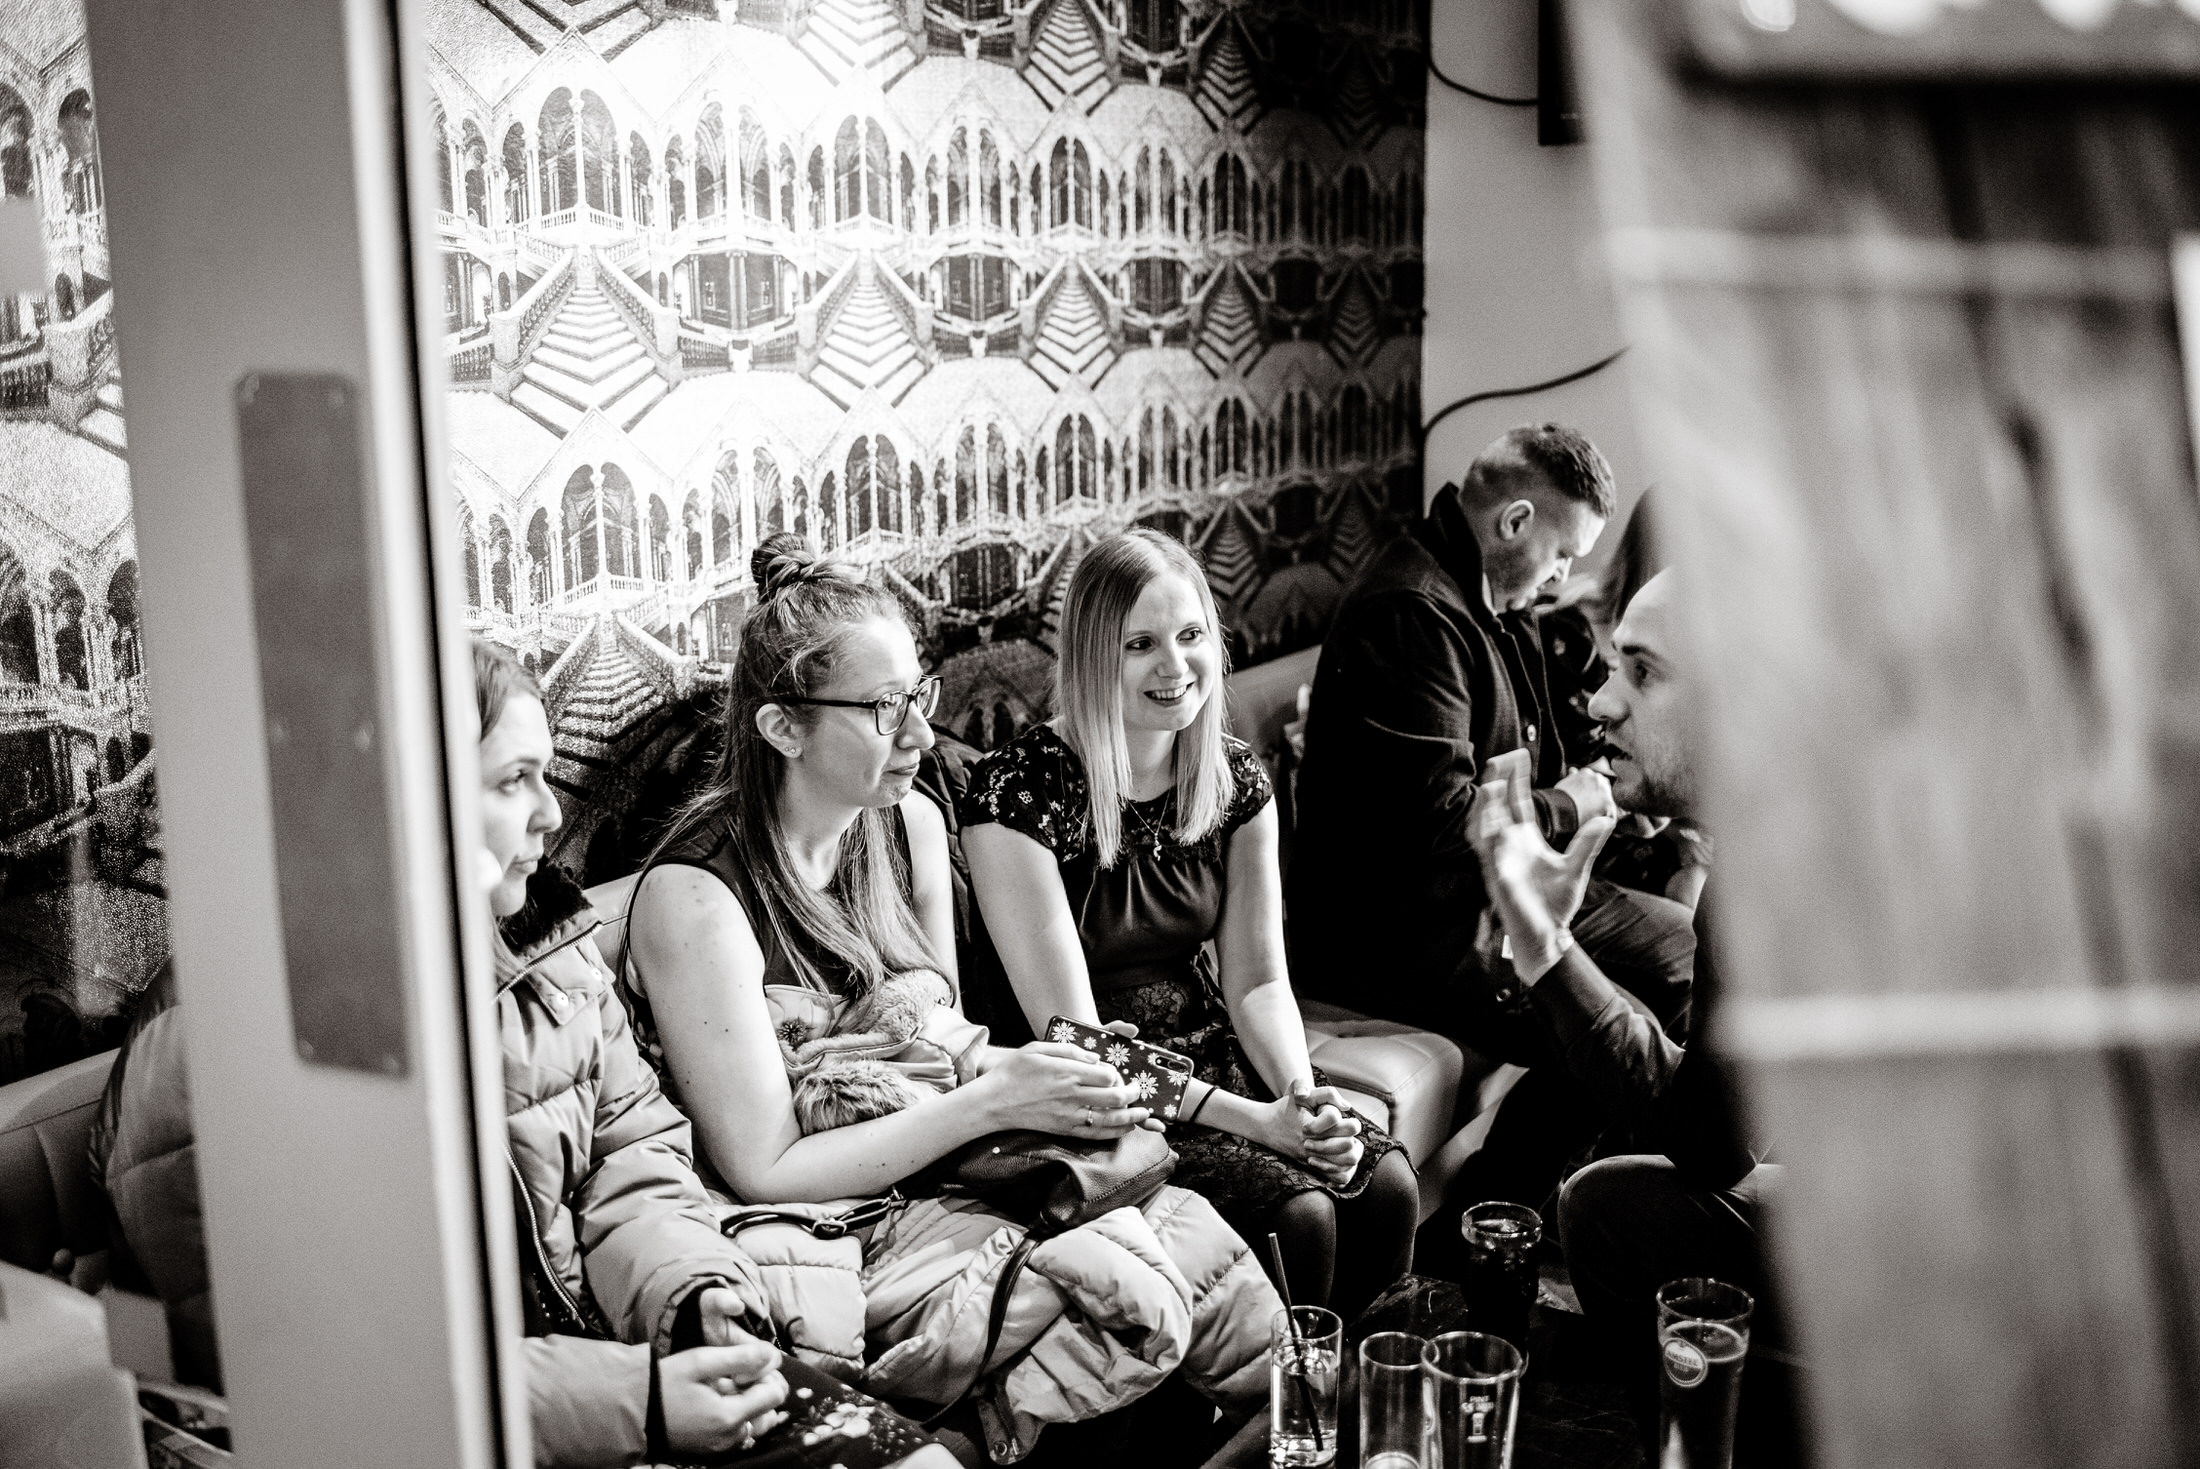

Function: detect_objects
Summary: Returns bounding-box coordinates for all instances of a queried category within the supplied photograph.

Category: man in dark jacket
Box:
[1467,571,1786,1447]
[1289,423,1696,1223]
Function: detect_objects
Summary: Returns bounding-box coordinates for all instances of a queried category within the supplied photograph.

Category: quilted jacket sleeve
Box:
[569,939,772,1351]
[523,1334,652,1468]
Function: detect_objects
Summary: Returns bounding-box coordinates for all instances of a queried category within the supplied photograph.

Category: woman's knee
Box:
[1365,1148,1421,1226]
[1270,1185,1336,1241]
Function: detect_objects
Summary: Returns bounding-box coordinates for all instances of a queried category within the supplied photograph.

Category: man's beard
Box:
[1616,761,1691,822]
[1481,538,1537,608]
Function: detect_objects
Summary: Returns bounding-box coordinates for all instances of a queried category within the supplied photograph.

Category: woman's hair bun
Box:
[751,533,832,599]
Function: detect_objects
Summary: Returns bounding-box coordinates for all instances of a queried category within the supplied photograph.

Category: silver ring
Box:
[1080,1104,1095,1128]
[738,1422,756,1451]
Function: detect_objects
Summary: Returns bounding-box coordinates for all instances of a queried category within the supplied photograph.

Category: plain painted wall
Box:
[1421,0,1643,575]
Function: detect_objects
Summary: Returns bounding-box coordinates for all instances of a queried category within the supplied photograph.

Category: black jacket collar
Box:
[1415,484,1501,631]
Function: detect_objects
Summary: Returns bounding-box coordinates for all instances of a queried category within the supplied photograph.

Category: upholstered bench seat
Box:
[0,1049,117,1280]
[586,875,1518,1223]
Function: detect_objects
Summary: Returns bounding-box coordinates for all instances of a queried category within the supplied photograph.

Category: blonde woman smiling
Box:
[961,530,1418,1317]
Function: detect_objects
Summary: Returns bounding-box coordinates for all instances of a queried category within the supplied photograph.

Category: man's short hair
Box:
[1467,423,1617,521]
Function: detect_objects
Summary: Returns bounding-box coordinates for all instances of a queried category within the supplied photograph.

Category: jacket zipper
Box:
[509,1151,599,1336]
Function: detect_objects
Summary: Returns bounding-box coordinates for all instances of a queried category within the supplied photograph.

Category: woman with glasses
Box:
[617,534,1278,1451]
[960,530,1419,1320]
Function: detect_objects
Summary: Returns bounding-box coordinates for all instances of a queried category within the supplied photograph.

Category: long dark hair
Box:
[645,534,937,997]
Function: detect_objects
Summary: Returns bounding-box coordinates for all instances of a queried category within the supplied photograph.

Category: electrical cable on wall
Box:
[1418,346,1629,445]
[1425,1,1583,144]
[1426,56,1537,107]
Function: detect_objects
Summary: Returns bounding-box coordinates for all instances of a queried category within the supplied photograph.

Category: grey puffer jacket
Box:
[498,868,772,1468]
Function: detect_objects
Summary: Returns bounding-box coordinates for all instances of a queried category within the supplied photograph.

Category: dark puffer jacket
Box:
[499,867,773,1467]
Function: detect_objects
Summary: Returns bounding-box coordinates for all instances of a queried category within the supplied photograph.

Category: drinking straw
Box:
[1267,1232,1326,1457]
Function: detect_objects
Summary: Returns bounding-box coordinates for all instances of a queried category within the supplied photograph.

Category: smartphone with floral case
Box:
[1045,1015,1196,1122]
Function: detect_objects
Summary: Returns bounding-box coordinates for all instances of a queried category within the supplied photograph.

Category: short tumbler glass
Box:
[1271,1305,1343,1468]
[1424,1331,1525,1469]
[1460,1202,1542,1350]
[1358,1331,1431,1469]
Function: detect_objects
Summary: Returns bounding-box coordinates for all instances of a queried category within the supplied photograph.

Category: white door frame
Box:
[81,0,526,1463]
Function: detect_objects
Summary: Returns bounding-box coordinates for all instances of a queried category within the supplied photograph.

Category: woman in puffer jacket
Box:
[93,641,949,1469]
[478,640,956,1469]
[619,536,1280,1463]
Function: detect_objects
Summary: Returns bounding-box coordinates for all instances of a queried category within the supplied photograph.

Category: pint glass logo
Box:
[1663,1336,1709,1387]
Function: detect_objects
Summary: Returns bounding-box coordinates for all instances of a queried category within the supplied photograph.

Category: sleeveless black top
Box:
[958,725,1398,1212]
[617,809,914,1107]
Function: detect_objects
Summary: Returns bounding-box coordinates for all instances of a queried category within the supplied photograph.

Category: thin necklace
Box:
[1124,788,1174,847]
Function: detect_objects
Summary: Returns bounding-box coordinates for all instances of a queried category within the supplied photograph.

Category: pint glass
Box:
[1358,1331,1431,1469]
[1424,1331,1524,1469]
[1271,1305,1342,1468]
[1655,1279,1754,1469]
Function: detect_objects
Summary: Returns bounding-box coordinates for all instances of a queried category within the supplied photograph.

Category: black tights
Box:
[1228,1148,1419,1322]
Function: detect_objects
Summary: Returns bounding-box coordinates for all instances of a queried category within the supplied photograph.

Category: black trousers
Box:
[1557,1157,1809,1467]
[1410,880,1697,1277]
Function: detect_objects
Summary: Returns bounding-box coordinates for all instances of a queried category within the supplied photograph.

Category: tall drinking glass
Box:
[1271,1305,1342,1468]
[1358,1332,1430,1469]
[1460,1202,1541,1349]
[1424,1331,1524,1469]
[1654,1279,1753,1469]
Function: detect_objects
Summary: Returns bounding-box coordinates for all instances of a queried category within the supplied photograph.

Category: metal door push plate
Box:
[234,373,409,1077]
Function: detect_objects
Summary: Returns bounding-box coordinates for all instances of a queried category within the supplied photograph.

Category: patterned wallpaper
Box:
[428,0,1428,881]
[0,0,165,1082]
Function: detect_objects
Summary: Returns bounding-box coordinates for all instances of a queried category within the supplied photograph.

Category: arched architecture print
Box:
[0,36,165,1079]
[421,0,1426,875]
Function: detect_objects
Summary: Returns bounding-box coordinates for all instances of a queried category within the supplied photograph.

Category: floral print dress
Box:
[959,723,1400,1216]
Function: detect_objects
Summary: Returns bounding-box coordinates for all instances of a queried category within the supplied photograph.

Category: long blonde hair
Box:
[644,534,939,997]
[1054,529,1235,868]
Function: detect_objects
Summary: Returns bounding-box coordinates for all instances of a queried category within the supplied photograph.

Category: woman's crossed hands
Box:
[1253,1079,1363,1186]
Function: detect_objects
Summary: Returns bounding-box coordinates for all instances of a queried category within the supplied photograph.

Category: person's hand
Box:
[975,1041,1149,1138]
[1092,1020,1176,1131]
[695,1288,760,1348]
[1293,1080,1364,1186]
[1555,764,1618,824]
[659,1341,789,1457]
[1255,1080,1362,1185]
[1471,750,1616,983]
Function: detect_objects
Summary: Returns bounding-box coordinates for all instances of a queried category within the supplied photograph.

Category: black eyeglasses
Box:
[774,675,943,736]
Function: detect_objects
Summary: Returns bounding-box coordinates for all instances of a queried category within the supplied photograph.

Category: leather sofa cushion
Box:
[0,1050,117,1275]
[1300,1002,1467,1177]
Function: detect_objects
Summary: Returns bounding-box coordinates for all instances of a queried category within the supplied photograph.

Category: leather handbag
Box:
[930,1124,1177,1232]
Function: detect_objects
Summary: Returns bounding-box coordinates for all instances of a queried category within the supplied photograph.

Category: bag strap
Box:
[720,1193,905,1243]
[920,1225,1050,1429]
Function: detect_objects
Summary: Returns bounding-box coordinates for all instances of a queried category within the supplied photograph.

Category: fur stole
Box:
[786,969,978,1133]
